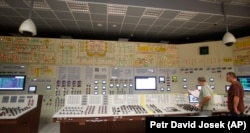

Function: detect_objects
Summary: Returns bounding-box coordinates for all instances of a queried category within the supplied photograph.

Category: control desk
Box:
[0,94,43,133]
[52,94,230,133]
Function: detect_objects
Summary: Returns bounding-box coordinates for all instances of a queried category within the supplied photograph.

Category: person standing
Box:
[197,77,214,116]
[226,72,245,116]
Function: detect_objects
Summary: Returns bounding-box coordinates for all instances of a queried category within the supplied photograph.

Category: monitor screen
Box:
[189,95,199,103]
[225,85,230,92]
[196,85,202,90]
[159,76,165,83]
[0,75,26,91]
[135,76,156,90]
[28,85,37,93]
[237,76,250,91]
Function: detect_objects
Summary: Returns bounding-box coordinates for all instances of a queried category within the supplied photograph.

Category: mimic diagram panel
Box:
[0,37,180,67]
[0,36,250,122]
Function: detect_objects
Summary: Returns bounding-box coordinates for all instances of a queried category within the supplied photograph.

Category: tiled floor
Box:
[38,123,60,133]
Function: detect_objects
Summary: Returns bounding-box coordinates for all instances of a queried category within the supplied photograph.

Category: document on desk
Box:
[188,89,200,98]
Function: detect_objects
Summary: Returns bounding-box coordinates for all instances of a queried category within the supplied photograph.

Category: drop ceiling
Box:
[0,0,249,44]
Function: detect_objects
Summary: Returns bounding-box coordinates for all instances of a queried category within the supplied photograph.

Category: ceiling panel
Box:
[54,11,74,20]
[159,10,180,19]
[34,10,57,19]
[126,7,145,16]
[0,0,249,44]
[91,14,107,22]
[123,16,140,24]
[73,13,91,21]
[108,15,124,23]
[89,3,107,14]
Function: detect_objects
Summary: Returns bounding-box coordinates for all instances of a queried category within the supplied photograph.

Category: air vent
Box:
[108,4,127,15]
[0,0,8,7]
[143,8,163,17]
[174,11,198,20]
[67,1,89,13]
[24,0,50,10]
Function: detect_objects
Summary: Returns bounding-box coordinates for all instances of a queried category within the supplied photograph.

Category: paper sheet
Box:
[188,89,200,97]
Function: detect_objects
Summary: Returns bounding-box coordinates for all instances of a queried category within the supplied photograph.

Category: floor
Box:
[38,123,60,133]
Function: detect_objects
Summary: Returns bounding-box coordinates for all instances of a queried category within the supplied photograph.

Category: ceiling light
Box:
[67,1,89,13]
[24,0,50,10]
[143,8,163,18]
[108,4,127,15]
[19,0,36,36]
[221,2,236,46]
[174,11,198,21]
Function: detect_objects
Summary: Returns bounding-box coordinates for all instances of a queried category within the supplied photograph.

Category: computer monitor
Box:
[135,76,156,90]
[189,95,199,103]
[0,75,26,91]
[28,85,37,93]
[237,76,250,91]
[159,76,165,83]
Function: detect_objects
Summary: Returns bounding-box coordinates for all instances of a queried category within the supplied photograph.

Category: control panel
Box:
[53,94,201,119]
[0,95,38,119]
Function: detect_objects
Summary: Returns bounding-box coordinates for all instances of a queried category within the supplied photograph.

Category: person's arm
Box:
[233,96,240,114]
[199,96,211,108]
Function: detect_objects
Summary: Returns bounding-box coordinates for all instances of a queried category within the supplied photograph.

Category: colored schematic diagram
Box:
[134,43,157,67]
[79,40,115,65]
[134,54,155,67]
[233,37,250,65]
[233,51,250,65]
[85,40,108,57]
[56,39,76,64]
[134,43,179,67]
[114,42,135,66]
[0,37,56,64]
[29,65,55,78]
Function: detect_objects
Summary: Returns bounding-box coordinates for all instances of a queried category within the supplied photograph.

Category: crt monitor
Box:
[28,85,37,93]
[237,76,250,91]
[135,76,156,90]
[0,75,26,91]
[189,95,199,103]
[159,76,165,83]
